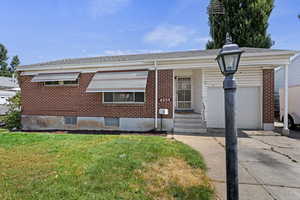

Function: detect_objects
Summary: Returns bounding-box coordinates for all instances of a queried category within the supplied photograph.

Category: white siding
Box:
[276,54,300,88]
[203,67,263,87]
[288,55,300,87]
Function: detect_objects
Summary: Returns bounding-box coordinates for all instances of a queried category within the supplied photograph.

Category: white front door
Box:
[176,77,192,110]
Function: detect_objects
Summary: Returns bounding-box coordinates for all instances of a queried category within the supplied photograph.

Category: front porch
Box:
[173,69,207,133]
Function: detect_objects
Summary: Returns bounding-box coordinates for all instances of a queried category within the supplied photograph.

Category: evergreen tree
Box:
[0,44,10,76]
[10,55,20,73]
[207,0,274,49]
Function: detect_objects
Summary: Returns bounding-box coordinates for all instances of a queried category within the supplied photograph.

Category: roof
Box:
[0,77,19,89]
[18,48,297,70]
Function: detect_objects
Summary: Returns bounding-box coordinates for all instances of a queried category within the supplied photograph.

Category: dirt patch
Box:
[136,157,213,200]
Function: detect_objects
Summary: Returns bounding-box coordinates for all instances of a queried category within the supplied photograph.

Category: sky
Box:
[1,0,299,65]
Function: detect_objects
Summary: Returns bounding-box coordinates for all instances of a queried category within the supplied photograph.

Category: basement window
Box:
[104,117,120,127]
[64,117,77,125]
[103,92,145,103]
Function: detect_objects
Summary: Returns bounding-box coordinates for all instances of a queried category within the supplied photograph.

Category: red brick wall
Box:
[263,69,274,124]
[20,70,173,119]
[158,70,173,118]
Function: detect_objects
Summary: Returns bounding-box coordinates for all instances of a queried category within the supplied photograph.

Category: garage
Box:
[206,87,261,129]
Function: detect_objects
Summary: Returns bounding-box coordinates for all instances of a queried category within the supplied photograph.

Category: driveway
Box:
[170,129,300,200]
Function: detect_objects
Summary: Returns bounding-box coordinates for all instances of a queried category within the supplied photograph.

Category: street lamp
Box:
[216,33,244,200]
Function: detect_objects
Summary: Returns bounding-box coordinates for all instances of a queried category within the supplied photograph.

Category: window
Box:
[44,80,78,86]
[104,117,120,127]
[64,116,77,125]
[63,80,78,85]
[103,92,145,103]
[45,81,60,86]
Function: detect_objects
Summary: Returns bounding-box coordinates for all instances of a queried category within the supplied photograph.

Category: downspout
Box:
[154,60,158,130]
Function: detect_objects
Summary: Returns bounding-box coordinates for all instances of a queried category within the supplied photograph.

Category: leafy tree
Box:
[207,0,274,49]
[10,55,20,73]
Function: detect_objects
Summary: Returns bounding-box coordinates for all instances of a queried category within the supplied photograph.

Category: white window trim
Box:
[102,92,145,104]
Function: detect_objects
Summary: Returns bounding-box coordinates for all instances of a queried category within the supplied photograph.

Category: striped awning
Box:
[31,73,80,82]
[86,71,148,93]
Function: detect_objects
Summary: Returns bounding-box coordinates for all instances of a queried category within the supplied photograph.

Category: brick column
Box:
[263,69,275,130]
[158,70,173,119]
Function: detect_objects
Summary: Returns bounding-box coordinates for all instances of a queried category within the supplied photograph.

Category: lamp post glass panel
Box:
[216,33,243,200]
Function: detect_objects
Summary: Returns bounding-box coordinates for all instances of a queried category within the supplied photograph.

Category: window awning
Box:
[31,73,80,82]
[86,71,148,93]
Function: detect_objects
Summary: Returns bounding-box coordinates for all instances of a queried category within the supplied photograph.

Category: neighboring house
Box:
[17,48,297,133]
[0,77,19,115]
[276,54,300,128]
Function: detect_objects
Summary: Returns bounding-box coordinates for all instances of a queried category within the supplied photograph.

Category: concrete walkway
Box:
[169,129,300,200]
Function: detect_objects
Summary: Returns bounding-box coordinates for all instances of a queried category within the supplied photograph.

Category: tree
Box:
[207,0,274,49]
[0,44,8,73]
[10,55,20,73]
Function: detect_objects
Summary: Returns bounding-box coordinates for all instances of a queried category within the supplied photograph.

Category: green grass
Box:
[0,129,214,200]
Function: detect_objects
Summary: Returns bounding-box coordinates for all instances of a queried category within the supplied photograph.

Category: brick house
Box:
[16,48,297,133]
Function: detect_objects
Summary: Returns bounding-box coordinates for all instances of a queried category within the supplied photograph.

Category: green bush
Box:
[4,92,21,130]
[4,110,21,130]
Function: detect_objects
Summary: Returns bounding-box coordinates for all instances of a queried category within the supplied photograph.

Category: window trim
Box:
[102,92,145,104]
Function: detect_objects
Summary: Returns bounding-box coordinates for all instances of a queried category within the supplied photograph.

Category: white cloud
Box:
[89,0,131,17]
[144,25,196,48]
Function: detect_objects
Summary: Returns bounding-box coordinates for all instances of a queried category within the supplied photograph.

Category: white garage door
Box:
[207,87,261,129]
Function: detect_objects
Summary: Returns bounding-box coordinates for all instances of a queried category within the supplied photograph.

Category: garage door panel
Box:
[207,87,261,129]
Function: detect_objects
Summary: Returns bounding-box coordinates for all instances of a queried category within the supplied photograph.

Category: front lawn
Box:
[0,129,214,200]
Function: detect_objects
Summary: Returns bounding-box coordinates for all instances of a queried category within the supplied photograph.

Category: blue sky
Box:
[1,0,299,65]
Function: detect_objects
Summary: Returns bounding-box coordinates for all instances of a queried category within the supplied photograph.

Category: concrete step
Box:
[174,122,205,128]
[174,113,202,119]
[174,127,207,133]
[174,118,203,123]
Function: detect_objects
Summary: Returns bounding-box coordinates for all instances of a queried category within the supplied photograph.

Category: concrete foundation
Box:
[21,115,174,132]
[263,123,275,131]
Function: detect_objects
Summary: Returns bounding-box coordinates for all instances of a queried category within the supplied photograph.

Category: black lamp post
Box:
[216,33,244,200]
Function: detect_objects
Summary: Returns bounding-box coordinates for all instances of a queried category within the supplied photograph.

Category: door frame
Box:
[175,76,193,111]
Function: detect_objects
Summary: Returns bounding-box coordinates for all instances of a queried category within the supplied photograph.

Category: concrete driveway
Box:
[170,129,300,200]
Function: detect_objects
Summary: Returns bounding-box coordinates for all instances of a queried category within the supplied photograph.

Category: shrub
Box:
[4,110,21,130]
[4,92,21,130]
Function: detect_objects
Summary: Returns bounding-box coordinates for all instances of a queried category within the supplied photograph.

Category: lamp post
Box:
[216,33,244,200]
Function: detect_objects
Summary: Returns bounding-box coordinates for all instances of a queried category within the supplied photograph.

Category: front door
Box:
[176,77,192,110]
